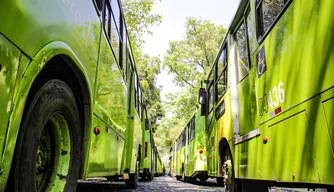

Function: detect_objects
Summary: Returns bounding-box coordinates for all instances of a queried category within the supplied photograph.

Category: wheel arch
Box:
[4,41,93,186]
[218,137,231,158]
[218,137,235,176]
[27,54,92,179]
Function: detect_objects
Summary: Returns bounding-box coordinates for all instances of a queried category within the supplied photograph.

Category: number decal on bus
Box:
[259,82,285,116]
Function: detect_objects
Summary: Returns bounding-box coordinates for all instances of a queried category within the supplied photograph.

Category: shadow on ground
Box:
[76,175,224,192]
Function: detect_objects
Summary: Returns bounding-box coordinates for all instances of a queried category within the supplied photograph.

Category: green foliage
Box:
[164,17,226,88]
[135,54,164,129]
[122,0,164,130]
[122,0,162,57]
[156,17,226,153]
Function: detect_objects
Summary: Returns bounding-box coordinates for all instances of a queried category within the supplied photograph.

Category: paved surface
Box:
[76,175,225,192]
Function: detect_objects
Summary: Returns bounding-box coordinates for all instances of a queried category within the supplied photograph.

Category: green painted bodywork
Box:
[173,109,207,178]
[0,0,142,190]
[156,155,163,175]
[140,109,154,176]
[175,145,186,176]
[203,0,334,187]
[185,109,207,177]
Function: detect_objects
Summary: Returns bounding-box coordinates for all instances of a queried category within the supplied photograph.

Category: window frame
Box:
[233,4,256,83]
[215,42,228,103]
[255,0,293,43]
[103,2,112,39]
[101,0,125,71]
[234,19,251,82]
[189,116,195,142]
[93,0,104,15]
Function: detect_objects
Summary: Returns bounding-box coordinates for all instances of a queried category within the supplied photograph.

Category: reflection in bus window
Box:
[256,0,289,39]
[104,4,111,38]
[246,8,255,56]
[111,0,121,32]
[110,16,120,63]
[216,45,228,102]
[189,116,195,141]
[235,22,250,81]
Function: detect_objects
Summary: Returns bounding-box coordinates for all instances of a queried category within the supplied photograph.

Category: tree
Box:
[122,0,164,129]
[155,17,226,152]
[135,54,164,130]
[122,0,162,57]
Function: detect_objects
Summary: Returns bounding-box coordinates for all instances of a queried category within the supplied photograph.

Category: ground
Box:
[76,175,224,192]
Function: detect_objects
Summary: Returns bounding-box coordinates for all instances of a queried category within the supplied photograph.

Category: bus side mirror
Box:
[198,88,207,105]
[145,119,150,130]
[198,88,208,116]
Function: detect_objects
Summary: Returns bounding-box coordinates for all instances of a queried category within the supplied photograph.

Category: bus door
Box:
[215,42,231,142]
[233,7,257,138]
[205,69,216,176]
[232,6,258,178]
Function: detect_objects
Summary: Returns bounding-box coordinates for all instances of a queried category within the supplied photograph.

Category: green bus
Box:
[154,150,163,176]
[0,0,146,191]
[198,0,334,191]
[171,108,207,182]
[140,107,155,181]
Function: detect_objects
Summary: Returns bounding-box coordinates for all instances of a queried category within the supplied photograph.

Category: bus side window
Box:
[103,0,121,67]
[94,0,103,13]
[110,15,120,65]
[111,0,121,32]
[121,22,127,72]
[138,85,142,118]
[104,3,111,38]
[189,116,195,141]
[134,73,138,112]
[256,0,291,40]
[216,43,228,102]
[235,21,250,82]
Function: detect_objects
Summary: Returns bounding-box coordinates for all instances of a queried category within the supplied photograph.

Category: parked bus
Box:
[155,152,163,176]
[198,0,334,191]
[0,0,146,191]
[171,108,207,182]
[140,107,155,181]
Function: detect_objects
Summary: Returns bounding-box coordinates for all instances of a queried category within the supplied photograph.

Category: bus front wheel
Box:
[125,161,139,189]
[217,146,239,192]
[11,80,81,192]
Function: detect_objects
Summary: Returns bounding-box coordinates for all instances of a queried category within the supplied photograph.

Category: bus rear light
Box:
[199,149,203,154]
[94,127,101,135]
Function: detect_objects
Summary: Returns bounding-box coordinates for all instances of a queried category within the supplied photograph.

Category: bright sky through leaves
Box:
[142,0,240,99]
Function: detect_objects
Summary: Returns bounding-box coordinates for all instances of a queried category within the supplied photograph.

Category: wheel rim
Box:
[36,112,71,192]
[223,149,233,190]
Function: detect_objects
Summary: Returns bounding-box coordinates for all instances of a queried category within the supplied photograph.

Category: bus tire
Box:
[182,171,186,181]
[199,176,208,182]
[218,146,240,192]
[147,173,153,181]
[189,176,196,183]
[126,161,138,189]
[12,79,81,192]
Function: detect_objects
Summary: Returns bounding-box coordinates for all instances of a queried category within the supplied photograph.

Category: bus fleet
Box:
[0,0,162,191]
[171,0,334,191]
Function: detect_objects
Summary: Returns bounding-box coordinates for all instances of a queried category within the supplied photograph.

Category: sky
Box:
[142,0,240,99]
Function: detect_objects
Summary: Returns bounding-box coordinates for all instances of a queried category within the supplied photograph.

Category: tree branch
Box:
[197,60,204,69]
[169,65,195,88]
